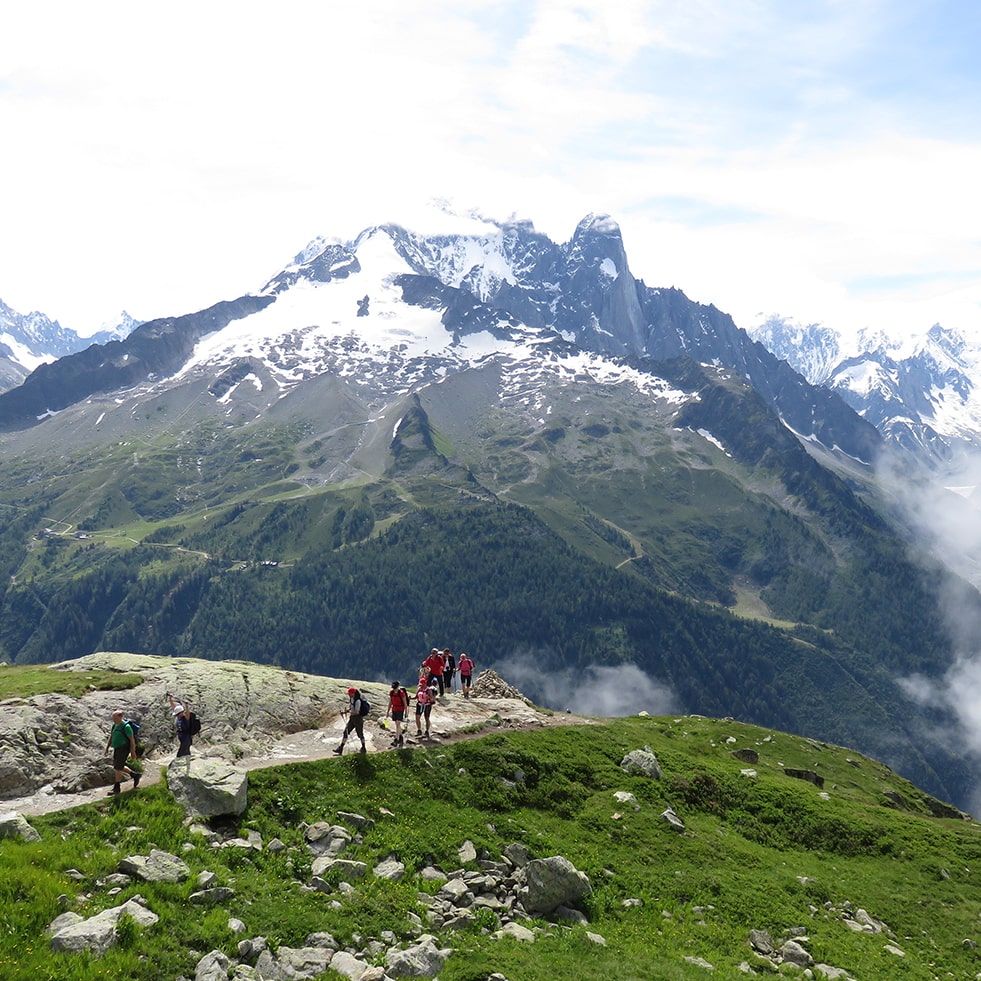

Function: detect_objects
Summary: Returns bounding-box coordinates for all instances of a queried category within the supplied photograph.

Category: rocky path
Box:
[4,689,594,818]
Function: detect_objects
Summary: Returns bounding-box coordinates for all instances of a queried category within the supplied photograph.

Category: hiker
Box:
[386,680,409,747]
[442,648,456,695]
[423,647,445,697]
[334,686,369,755]
[168,692,193,757]
[415,674,434,737]
[104,710,141,795]
[458,652,475,698]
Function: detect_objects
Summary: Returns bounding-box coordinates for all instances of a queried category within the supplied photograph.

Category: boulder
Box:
[620,747,663,779]
[194,949,232,981]
[254,945,335,979]
[329,950,371,979]
[385,934,450,977]
[518,856,592,915]
[0,810,41,842]
[166,757,248,818]
[49,898,158,955]
[118,849,191,883]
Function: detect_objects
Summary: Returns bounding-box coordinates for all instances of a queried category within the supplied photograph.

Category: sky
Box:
[3,0,981,341]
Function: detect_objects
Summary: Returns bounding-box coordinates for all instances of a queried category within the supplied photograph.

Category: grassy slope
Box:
[3,716,981,981]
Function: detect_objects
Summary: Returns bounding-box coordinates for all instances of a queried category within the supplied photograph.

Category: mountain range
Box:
[0,210,978,810]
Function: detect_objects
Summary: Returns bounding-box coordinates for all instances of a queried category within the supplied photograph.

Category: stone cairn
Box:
[469,670,527,701]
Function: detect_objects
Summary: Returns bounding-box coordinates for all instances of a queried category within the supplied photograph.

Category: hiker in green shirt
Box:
[104,710,141,796]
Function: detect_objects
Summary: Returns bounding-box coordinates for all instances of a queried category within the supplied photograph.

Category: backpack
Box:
[188,712,201,736]
[358,696,371,716]
[123,719,144,757]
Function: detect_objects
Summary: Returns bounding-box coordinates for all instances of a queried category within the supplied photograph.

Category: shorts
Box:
[112,745,130,770]
[391,710,405,722]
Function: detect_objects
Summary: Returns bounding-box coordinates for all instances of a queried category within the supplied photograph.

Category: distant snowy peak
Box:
[751,315,981,462]
[748,316,842,384]
[0,298,137,378]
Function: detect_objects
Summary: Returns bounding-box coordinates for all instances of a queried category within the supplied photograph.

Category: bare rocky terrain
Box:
[0,652,593,817]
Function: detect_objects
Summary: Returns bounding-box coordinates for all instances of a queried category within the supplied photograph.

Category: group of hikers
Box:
[334,648,476,755]
[103,692,197,796]
[104,648,479,782]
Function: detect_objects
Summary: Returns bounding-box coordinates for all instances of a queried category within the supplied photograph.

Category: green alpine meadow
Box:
[3,712,981,980]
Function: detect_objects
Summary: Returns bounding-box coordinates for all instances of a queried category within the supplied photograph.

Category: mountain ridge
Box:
[0,213,977,811]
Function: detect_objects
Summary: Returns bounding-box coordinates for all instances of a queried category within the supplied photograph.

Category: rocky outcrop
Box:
[2,653,580,811]
[0,652,360,801]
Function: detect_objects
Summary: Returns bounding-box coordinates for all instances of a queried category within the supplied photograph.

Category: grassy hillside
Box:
[2,716,980,981]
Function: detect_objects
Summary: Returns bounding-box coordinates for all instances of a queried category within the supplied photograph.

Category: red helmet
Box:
[346,687,358,696]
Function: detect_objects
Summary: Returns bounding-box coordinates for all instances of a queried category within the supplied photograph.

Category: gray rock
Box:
[780,939,814,967]
[190,886,236,904]
[518,856,591,915]
[310,856,368,880]
[328,949,371,979]
[620,747,663,779]
[458,839,477,863]
[257,945,335,979]
[336,810,374,830]
[660,808,685,833]
[502,842,530,867]
[439,878,474,906]
[119,849,191,883]
[195,949,232,981]
[495,922,536,942]
[374,857,406,881]
[166,758,248,818]
[305,823,351,857]
[385,934,450,976]
[49,898,158,955]
[0,810,41,842]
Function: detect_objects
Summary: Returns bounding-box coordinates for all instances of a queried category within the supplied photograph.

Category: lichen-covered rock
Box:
[166,757,248,818]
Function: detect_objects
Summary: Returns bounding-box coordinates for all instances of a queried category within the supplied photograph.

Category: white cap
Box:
[171,702,185,716]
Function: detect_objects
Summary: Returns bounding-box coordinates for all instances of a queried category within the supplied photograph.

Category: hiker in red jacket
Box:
[386,680,409,748]
[423,648,445,697]
[458,652,475,698]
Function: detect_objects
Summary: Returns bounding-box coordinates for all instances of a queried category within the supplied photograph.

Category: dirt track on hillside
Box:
[4,694,596,818]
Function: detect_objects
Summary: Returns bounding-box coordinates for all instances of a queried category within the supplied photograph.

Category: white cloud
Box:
[491,655,679,717]
[1,0,980,342]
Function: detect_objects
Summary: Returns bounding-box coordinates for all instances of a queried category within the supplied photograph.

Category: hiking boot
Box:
[416,729,422,736]
[359,746,367,754]
[108,785,120,796]
[397,737,404,747]
[332,746,344,755]
[132,772,141,788]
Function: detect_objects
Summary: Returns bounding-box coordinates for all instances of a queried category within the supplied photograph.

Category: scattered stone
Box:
[730,748,759,764]
[496,922,536,942]
[660,808,685,833]
[683,955,714,970]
